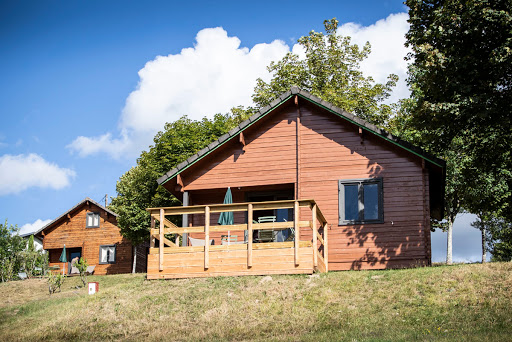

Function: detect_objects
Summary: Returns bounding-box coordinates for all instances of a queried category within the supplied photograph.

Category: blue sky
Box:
[0,0,483,262]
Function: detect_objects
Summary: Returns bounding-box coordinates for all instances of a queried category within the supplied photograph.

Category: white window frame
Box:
[86,212,100,228]
[99,245,116,264]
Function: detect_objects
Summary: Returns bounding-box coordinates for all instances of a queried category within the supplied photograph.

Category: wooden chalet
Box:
[35,198,135,275]
[147,87,445,279]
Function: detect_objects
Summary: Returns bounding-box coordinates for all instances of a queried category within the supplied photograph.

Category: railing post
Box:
[204,206,210,269]
[294,200,300,265]
[150,215,155,248]
[159,209,164,271]
[247,203,253,268]
[312,204,318,269]
[323,222,328,272]
[182,191,189,247]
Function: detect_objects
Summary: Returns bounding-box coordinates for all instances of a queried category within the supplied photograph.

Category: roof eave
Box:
[34,197,118,237]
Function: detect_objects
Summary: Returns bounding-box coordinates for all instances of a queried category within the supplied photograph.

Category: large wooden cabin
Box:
[147,87,445,279]
[35,198,134,275]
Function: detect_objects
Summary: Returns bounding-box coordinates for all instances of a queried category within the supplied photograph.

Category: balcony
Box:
[146,199,328,279]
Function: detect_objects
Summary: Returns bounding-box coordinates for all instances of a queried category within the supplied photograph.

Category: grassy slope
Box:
[0,263,511,341]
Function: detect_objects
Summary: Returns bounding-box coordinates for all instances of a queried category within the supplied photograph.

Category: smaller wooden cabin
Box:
[35,198,134,275]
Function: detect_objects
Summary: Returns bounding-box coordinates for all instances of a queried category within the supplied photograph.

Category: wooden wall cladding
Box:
[178,99,432,271]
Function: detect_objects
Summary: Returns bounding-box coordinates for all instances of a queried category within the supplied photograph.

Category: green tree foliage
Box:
[252,18,398,127]
[405,0,512,262]
[110,114,245,245]
[472,214,512,262]
[21,235,39,279]
[0,220,25,282]
[488,219,512,262]
[405,0,512,215]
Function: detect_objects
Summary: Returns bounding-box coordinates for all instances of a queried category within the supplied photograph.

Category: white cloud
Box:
[0,154,76,195]
[67,132,131,159]
[337,12,411,103]
[68,27,290,159]
[69,14,412,159]
[19,218,52,236]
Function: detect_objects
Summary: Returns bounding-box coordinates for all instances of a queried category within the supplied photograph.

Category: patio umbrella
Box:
[59,244,67,275]
[218,187,234,244]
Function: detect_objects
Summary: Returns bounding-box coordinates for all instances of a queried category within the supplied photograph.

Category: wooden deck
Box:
[146,199,328,279]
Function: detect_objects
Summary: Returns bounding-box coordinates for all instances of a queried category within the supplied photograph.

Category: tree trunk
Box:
[481,226,487,263]
[132,245,137,274]
[447,218,453,265]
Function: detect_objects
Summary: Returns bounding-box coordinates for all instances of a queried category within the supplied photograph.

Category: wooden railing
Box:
[146,199,328,273]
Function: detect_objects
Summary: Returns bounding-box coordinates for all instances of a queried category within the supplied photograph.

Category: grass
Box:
[0,262,511,341]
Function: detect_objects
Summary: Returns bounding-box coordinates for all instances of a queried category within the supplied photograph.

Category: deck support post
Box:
[182,191,189,247]
[294,200,299,265]
[312,204,318,269]
[323,222,328,272]
[159,209,164,271]
[247,203,253,268]
[150,215,155,248]
[204,206,210,269]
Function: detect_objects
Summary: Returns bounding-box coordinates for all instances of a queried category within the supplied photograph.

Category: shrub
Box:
[47,272,65,294]
[73,257,89,287]
[0,220,25,282]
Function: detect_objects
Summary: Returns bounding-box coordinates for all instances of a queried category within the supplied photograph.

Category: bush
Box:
[21,235,39,279]
[73,257,89,287]
[47,272,65,294]
[0,220,25,282]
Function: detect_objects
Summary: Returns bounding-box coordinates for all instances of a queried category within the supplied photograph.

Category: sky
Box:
[0,0,484,262]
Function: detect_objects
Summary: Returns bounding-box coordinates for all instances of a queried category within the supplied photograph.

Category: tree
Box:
[472,214,512,262]
[432,138,469,264]
[405,0,512,262]
[110,114,244,269]
[21,235,39,278]
[0,220,25,282]
[488,217,512,262]
[471,212,492,263]
[464,162,511,262]
[405,0,512,211]
[253,18,398,128]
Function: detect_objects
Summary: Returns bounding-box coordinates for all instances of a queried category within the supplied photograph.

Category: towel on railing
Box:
[189,237,214,246]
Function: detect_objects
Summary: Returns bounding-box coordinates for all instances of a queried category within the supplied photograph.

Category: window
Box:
[86,212,100,228]
[339,178,383,224]
[99,245,116,264]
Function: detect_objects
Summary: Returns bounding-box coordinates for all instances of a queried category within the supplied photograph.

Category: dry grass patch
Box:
[0,263,511,341]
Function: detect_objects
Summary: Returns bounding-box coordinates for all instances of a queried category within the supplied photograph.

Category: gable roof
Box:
[34,197,117,237]
[157,87,445,187]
